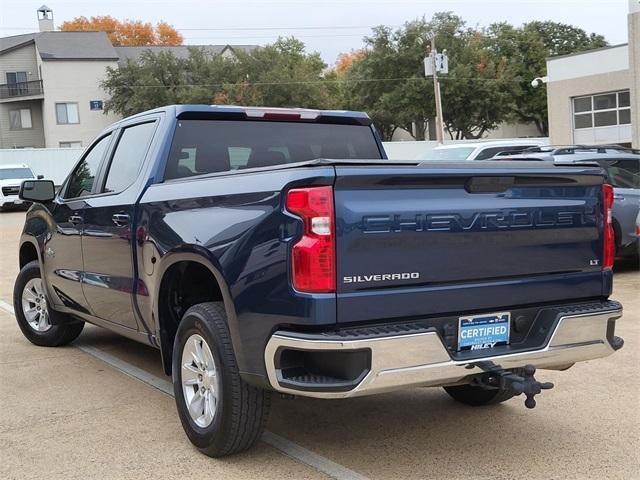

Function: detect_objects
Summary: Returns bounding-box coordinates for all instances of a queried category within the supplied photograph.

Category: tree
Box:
[230,38,336,109]
[335,50,366,76]
[102,38,337,117]
[342,13,517,140]
[341,23,432,140]
[60,16,183,46]
[102,48,238,116]
[484,21,607,135]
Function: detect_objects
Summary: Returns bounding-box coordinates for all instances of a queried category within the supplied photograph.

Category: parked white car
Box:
[417,139,548,161]
[0,164,40,210]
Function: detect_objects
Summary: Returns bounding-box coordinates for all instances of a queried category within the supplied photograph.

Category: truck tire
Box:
[172,302,270,457]
[443,383,516,406]
[13,260,84,347]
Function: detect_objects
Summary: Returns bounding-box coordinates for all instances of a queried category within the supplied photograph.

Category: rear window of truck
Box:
[164,120,382,180]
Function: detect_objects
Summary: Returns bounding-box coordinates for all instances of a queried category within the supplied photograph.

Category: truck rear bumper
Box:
[264,302,623,399]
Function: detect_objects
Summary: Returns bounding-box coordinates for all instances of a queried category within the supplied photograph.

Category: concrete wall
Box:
[630,2,640,147]
[547,70,632,145]
[0,147,81,184]
[547,45,631,145]
[0,99,45,148]
[39,59,120,148]
[391,121,542,142]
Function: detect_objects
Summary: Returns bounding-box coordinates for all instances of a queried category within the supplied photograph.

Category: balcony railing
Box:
[0,80,44,100]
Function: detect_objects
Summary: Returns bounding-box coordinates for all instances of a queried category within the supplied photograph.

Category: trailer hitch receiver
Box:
[475,364,554,409]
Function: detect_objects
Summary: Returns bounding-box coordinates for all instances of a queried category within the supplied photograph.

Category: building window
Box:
[9,108,32,129]
[573,90,631,129]
[55,102,79,124]
[6,72,29,96]
[59,141,82,148]
[6,72,28,83]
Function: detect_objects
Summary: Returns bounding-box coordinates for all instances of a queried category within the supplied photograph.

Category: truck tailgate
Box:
[334,162,607,323]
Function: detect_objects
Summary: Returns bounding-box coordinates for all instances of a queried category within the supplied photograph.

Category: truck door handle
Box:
[68,215,83,225]
[112,213,130,227]
[613,194,624,201]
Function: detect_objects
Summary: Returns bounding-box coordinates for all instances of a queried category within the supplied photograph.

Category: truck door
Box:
[42,133,113,314]
[80,120,158,330]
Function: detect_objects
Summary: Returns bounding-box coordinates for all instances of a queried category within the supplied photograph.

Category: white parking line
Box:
[0,299,14,314]
[75,344,175,395]
[0,300,369,480]
[261,431,369,480]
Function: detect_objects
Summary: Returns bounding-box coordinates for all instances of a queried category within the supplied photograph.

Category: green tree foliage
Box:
[228,38,337,108]
[102,38,334,116]
[484,21,607,135]
[342,13,518,140]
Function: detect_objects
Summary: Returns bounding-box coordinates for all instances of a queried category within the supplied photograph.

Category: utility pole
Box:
[430,36,445,144]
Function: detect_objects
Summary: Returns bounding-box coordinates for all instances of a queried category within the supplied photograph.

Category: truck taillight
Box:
[286,186,336,293]
[603,183,615,270]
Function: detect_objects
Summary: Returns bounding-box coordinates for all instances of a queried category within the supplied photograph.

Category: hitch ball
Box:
[509,365,554,409]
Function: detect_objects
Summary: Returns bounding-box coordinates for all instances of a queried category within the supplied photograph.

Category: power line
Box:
[98,76,525,89]
[180,34,373,40]
[0,24,397,31]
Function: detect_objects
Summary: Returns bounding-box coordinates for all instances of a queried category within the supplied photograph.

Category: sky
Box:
[0,0,631,64]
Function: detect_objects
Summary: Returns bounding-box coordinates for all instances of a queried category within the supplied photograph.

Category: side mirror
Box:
[37,174,44,180]
[20,180,56,203]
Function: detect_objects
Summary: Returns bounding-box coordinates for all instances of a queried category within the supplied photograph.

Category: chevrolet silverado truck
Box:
[14,105,624,457]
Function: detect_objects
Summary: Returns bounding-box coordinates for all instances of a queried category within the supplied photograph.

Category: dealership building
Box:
[546,1,639,148]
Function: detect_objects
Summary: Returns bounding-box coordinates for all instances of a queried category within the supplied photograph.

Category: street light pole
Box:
[430,36,445,144]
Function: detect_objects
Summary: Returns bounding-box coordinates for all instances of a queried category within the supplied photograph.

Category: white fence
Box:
[382,141,439,160]
[0,148,82,185]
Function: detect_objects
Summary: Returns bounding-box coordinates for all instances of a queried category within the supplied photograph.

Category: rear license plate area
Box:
[458,312,510,352]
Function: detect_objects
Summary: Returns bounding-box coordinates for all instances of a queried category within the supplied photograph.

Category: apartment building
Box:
[0,6,256,149]
[0,7,120,148]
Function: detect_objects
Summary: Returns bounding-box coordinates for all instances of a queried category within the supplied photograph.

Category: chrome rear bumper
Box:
[264,305,623,399]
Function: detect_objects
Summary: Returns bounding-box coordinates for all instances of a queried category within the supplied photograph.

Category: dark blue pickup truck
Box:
[14,105,624,457]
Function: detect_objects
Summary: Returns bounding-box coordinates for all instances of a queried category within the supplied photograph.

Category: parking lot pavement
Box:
[1,210,639,479]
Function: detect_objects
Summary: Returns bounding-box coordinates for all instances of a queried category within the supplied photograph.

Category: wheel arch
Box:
[153,250,242,376]
[19,238,40,269]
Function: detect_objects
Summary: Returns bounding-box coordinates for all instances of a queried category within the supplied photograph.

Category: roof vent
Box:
[37,5,54,32]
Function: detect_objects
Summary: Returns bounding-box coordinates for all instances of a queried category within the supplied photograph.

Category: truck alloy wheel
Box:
[172,302,270,457]
[21,278,51,332]
[13,260,84,347]
[180,334,220,428]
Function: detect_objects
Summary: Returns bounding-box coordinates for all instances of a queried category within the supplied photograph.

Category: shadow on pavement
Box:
[613,256,639,273]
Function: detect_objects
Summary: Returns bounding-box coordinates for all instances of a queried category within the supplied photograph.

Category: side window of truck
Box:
[103,122,157,193]
[64,134,112,199]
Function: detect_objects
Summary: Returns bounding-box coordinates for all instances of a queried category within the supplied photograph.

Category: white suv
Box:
[0,164,39,211]
[417,139,548,161]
